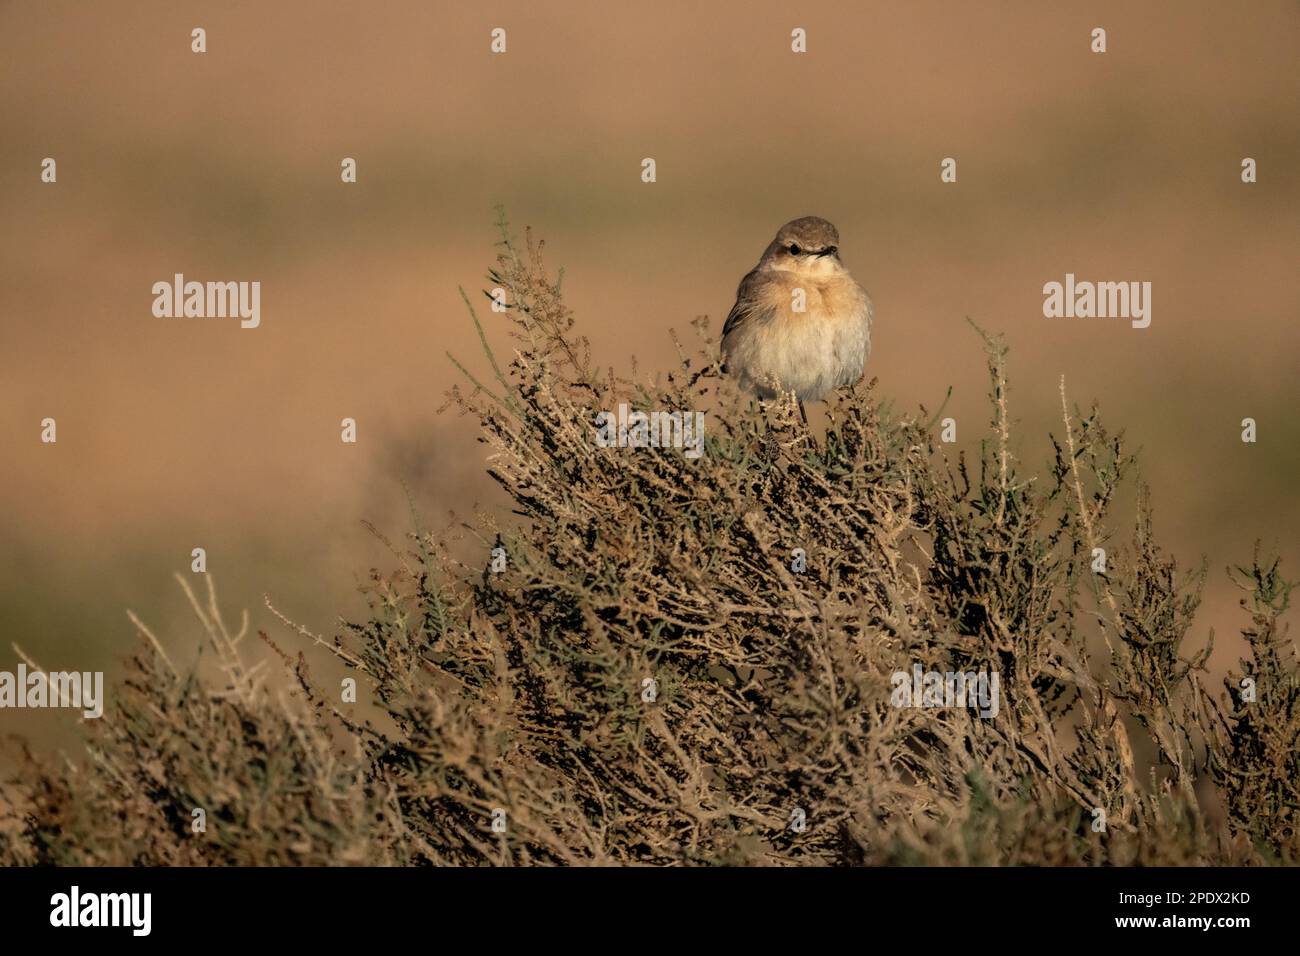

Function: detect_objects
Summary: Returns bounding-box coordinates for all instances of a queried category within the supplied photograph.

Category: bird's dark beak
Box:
[816,246,839,259]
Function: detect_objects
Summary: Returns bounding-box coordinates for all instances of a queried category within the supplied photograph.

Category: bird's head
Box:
[760,216,844,276]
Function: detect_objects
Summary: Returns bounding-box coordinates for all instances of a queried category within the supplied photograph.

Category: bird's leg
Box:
[798,398,809,425]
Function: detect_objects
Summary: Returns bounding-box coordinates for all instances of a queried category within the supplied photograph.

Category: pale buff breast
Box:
[723,270,873,402]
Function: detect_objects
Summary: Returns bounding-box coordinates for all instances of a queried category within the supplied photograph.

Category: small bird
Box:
[721,216,873,414]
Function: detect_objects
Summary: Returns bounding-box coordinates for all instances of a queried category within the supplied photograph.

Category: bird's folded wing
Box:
[722,269,774,341]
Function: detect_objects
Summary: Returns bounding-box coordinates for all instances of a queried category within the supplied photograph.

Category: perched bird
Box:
[721,216,873,412]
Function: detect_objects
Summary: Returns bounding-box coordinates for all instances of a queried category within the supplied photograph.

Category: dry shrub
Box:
[2,216,1295,866]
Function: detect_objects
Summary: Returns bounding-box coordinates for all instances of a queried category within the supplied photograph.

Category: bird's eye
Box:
[788,244,801,255]
[826,246,838,256]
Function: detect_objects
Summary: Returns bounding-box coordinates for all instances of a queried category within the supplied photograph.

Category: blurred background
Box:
[1,0,1296,749]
